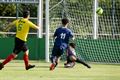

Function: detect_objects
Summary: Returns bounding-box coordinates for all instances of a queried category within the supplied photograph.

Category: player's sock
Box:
[55,61,58,67]
[76,58,91,68]
[50,56,57,71]
[50,56,54,63]
[51,56,57,64]
[67,56,71,63]
[23,54,29,67]
[64,56,72,65]
[2,54,15,65]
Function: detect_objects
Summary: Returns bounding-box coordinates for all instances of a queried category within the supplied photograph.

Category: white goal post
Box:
[45,0,99,62]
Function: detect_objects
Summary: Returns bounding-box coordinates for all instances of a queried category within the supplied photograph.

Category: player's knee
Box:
[70,56,76,61]
[56,57,60,63]
[24,50,29,55]
[12,53,18,58]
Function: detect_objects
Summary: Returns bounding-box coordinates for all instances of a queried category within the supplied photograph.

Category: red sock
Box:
[3,54,15,65]
[23,54,29,67]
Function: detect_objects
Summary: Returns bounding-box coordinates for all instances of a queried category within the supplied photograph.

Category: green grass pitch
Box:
[0,60,120,80]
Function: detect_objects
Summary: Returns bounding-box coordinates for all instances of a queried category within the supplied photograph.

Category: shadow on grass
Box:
[6,65,64,68]
[36,65,64,68]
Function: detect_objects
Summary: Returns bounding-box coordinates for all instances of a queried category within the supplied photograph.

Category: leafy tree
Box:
[0,4,16,16]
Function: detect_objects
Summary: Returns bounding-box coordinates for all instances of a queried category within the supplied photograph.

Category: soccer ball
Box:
[96,7,103,15]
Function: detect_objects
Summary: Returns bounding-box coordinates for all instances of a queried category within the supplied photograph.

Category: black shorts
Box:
[13,37,28,54]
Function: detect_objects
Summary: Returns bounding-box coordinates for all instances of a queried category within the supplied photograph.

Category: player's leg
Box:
[50,47,58,70]
[50,47,57,64]
[50,55,57,64]
[50,56,61,70]
[0,53,17,70]
[69,55,91,68]
[0,38,20,70]
[55,56,61,67]
[64,62,75,68]
[50,46,64,70]
[22,43,35,70]
[50,56,57,70]
[67,43,91,68]
[75,58,91,68]
[64,55,76,68]
[2,53,17,65]
[64,56,70,65]
[64,55,91,68]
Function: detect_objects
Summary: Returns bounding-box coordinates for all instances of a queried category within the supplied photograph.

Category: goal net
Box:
[49,0,120,63]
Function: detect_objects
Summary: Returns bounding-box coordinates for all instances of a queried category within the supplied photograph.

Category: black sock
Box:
[50,56,56,64]
[67,56,72,63]
[76,58,91,68]
[50,56,54,63]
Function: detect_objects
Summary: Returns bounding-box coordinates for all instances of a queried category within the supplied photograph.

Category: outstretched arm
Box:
[29,21,39,30]
[4,21,16,32]
[32,25,39,30]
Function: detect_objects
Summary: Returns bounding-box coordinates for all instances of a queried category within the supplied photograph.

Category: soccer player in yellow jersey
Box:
[0,10,39,70]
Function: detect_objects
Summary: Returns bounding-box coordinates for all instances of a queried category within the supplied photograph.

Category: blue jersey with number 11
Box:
[54,26,73,48]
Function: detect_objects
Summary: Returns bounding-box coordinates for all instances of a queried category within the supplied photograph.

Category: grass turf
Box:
[0,60,120,80]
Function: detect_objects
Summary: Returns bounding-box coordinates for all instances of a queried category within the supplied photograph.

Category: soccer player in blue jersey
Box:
[50,18,74,70]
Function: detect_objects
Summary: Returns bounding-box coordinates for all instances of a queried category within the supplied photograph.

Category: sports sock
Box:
[50,56,57,64]
[66,56,72,63]
[2,54,15,65]
[76,58,91,68]
[23,54,29,67]
[50,56,54,63]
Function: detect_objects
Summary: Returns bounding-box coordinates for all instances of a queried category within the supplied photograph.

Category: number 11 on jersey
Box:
[60,33,66,39]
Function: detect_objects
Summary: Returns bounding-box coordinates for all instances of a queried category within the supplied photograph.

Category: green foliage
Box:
[17,4,37,17]
[0,4,16,16]
[0,4,37,17]
[0,4,38,38]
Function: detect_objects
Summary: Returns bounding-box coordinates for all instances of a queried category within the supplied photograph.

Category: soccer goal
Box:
[45,0,120,63]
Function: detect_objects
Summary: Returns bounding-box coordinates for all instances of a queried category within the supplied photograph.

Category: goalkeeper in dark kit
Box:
[64,43,91,68]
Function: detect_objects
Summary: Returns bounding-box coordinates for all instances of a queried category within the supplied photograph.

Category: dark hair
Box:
[62,18,69,25]
[23,10,30,18]
[69,43,76,48]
